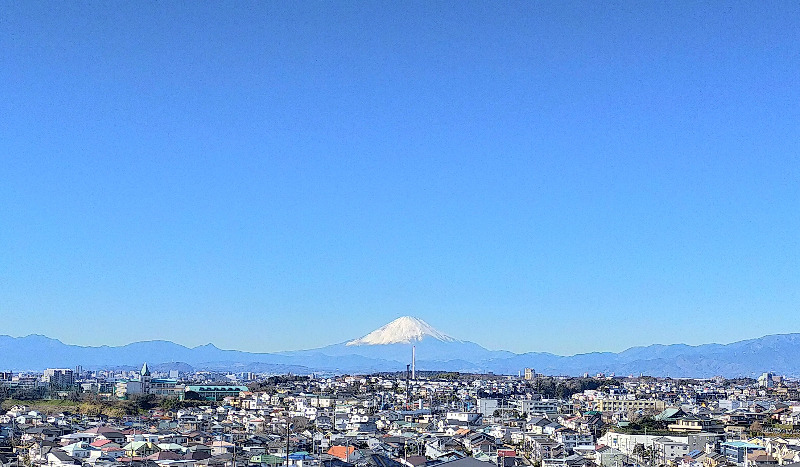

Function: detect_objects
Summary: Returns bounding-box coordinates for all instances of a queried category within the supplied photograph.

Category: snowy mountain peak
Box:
[346,316,458,346]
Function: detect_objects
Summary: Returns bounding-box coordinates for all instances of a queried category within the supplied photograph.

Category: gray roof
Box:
[49,450,77,463]
[436,457,494,467]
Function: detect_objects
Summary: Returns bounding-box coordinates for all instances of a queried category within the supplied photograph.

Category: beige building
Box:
[596,398,666,412]
[667,417,724,433]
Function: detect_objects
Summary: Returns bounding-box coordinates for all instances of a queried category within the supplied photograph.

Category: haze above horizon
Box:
[2,2,798,355]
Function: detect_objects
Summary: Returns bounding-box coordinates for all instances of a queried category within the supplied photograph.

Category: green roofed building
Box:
[184,385,249,401]
[655,407,687,422]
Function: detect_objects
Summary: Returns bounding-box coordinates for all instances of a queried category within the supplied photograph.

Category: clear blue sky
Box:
[1,1,798,355]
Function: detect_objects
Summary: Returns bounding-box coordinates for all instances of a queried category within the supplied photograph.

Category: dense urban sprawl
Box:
[1,365,798,467]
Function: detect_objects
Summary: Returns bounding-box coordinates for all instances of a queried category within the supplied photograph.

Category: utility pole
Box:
[11,417,16,467]
[285,418,290,467]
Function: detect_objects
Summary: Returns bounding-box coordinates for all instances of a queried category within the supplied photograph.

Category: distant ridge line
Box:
[1,322,798,377]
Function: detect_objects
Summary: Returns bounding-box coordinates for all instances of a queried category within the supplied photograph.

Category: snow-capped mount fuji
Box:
[292,316,514,371]
[346,316,458,346]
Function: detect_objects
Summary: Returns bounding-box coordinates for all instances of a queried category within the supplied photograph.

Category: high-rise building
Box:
[43,368,75,389]
[758,372,776,388]
[524,368,536,380]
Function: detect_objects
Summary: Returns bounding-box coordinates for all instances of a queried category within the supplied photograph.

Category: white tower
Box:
[412,345,416,380]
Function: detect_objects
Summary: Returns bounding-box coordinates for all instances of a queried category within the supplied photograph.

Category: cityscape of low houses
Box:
[2,367,800,467]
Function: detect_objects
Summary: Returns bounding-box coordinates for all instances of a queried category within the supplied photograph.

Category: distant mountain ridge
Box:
[1,318,797,377]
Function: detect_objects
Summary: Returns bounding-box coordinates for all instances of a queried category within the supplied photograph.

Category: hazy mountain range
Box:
[1,316,796,377]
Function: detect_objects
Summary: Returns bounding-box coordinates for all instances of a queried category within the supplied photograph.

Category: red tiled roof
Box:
[90,439,113,448]
[327,446,356,460]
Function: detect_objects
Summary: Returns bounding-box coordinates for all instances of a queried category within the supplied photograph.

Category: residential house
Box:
[124,441,162,457]
[722,441,764,465]
[47,450,79,467]
[554,429,593,451]
[652,437,690,464]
